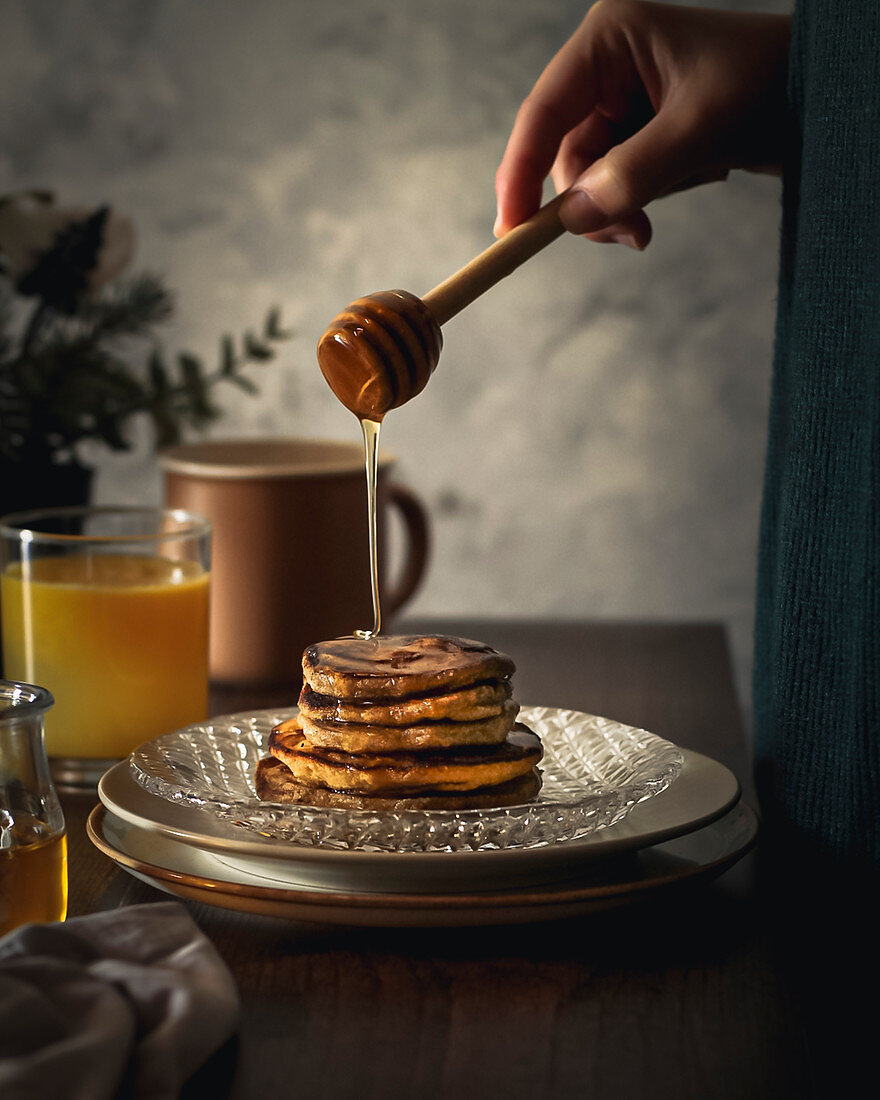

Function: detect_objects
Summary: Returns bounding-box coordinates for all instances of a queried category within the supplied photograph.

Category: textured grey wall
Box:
[2,0,791,713]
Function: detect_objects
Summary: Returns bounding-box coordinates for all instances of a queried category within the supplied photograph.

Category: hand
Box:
[494,1,791,249]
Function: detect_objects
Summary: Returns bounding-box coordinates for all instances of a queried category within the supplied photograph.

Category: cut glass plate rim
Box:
[129,705,684,853]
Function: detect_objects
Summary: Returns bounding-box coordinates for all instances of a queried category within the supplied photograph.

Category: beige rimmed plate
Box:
[99,748,740,892]
[87,801,758,927]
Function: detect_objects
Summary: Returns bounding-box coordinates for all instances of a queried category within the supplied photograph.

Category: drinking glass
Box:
[0,679,67,935]
[0,507,211,789]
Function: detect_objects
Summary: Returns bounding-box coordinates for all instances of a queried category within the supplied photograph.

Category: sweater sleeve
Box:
[753,0,880,868]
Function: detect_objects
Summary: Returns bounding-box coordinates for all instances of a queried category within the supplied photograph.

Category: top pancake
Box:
[302,634,516,700]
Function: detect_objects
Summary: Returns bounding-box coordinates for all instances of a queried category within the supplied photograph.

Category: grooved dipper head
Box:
[317,290,443,420]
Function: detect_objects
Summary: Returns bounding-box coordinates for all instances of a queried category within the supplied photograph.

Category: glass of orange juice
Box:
[0,507,211,789]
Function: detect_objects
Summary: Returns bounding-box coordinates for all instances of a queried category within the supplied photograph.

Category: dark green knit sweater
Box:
[754,0,880,866]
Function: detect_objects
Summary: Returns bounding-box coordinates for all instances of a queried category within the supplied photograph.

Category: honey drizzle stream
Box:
[355,417,382,640]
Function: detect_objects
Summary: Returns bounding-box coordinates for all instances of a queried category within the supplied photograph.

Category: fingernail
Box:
[493,213,504,238]
[612,232,641,251]
[560,188,606,235]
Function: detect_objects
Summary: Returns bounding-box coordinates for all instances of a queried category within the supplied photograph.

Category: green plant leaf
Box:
[93,413,131,451]
[148,351,170,396]
[0,266,293,462]
[177,352,221,426]
[80,273,174,337]
[227,374,259,395]
[149,404,182,448]
[244,331,274,361]
[220,334,236,376]
[263,305,293,340]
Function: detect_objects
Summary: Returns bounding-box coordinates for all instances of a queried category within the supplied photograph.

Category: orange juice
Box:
[1,554,209,759]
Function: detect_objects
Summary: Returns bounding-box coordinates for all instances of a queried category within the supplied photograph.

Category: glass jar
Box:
[0,679,67,935]
[0,506,211,789]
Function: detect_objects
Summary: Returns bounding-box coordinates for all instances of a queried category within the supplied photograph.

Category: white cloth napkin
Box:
[0,902,240,1100]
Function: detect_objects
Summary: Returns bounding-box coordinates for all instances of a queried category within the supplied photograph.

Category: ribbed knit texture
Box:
[754,0,880,866]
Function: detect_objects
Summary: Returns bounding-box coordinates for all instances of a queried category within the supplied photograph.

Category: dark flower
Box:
[0,192,136,313]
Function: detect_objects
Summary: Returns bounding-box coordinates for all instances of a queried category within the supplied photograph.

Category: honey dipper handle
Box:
[422,192,568,326]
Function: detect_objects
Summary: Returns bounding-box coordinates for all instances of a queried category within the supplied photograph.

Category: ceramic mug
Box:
[159,438,429,685]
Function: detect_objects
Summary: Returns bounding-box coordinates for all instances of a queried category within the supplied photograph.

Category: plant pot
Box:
[0,457,94,518]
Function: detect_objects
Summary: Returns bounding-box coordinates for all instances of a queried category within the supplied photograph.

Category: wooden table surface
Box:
[60,619,820,1099]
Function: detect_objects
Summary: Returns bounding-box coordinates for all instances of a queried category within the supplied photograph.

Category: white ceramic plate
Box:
[99,747,739,892]
[129,706,684,852]
[87,801,758,927]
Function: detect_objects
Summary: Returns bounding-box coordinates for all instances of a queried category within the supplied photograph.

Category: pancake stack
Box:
[255,634,543,810]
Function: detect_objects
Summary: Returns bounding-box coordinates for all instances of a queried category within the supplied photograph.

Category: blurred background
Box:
[0,0,791,718]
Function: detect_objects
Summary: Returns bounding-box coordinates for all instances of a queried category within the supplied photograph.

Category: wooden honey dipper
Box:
[317,193,568,420]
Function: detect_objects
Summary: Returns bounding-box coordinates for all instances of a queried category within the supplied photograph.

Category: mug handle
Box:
[383,481,430,615]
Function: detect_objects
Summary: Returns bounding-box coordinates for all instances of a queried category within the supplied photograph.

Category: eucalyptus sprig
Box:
[0,272,292,463]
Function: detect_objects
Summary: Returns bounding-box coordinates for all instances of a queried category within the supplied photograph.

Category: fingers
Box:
[559,104,704,233]
[583,209,652,250]
[498,95,657,249]
[551,112,652,249]
[494,2,718,244]
[551,112,612,192]
[495,24,601,235]
[495,3,790,250]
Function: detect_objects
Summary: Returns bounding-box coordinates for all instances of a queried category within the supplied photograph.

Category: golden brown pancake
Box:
[291,699,518,754]
[297,679,512,725]
[301,635,515,700]
[255,756,542,810]
[257,634,541,813]
[267,721,542,795]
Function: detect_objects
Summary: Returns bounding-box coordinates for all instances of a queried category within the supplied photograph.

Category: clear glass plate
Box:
[129,706,683,853]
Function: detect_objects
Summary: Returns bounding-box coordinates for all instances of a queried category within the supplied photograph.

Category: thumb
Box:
[560,108,701,234]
